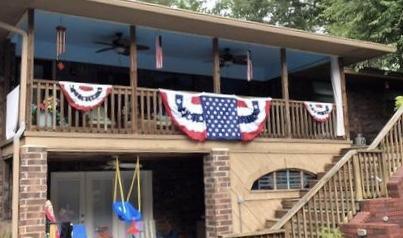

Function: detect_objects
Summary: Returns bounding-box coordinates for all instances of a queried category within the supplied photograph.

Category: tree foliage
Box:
[139,0,205,11]
[320,0,403,70]
[138,0,403,70]
[211,0,323,31]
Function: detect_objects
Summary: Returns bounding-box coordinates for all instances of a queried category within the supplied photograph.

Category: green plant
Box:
[319,227,343,238]
[395,96,403,111]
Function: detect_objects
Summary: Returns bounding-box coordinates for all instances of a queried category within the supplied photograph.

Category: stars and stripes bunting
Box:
[160,89,271,141]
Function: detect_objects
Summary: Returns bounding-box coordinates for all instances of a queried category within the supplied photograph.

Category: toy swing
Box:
[112,156,142,224]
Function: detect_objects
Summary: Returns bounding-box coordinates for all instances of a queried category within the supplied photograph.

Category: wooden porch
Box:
[29,79,341,140]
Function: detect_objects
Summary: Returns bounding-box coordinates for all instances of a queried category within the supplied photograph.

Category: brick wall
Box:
[19,146,47,238]
[340,166,403,238]
[203,148,232,238]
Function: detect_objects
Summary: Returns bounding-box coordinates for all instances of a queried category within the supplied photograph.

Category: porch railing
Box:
[268,106,403,237]
[30,79,339,139]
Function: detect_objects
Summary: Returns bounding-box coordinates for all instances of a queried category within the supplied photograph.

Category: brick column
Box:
[19,146,47,238]
[203,148,233,238]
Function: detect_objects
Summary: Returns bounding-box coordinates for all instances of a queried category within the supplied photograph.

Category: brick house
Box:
[0,1,399,238]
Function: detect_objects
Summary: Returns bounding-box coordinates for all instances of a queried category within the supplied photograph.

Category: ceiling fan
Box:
[94,32,149,56]
[218,48,248,67]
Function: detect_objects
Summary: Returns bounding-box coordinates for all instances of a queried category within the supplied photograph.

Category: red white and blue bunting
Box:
[59,81,112,112]
[304,101,333,122]
[160,89,271,141]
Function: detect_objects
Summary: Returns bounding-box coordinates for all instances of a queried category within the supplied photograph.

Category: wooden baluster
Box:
[45,83,50,130]
[59,84,66,130]
[52,83,56,130]
[117,88,122,130]
[124,89,129,131]
[333,175,341,224]
[352,154,363,201]
[158,93,165,134]
[276,101,281,137]
[75,107,79,130]
[291,216,296,238]
[301,103,307,138]
[296,210,302,238]
[139,90,144,133]
[397,119,403,166]
[313,194,320,238]
[111,89,115,131]
[36,82,41,129]
[387,132,395,173]
[318,189,324,232]
[363,153,371,198]
[323,184,330,229]
[68,98,72,129]
[393,126,400,168]
[104,98,108,131]
[153,90,157,133]
[307,202,314,238]
[146,90,151,133]
[302,207,308,238]
[347,160,357,214]
[96,103,101,131]
[328,180,336,229]
[340,165,348,221]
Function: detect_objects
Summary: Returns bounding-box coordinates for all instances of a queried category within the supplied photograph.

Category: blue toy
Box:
[112,156,142,224]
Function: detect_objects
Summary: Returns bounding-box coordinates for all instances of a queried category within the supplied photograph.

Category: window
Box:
[252,169,317,191]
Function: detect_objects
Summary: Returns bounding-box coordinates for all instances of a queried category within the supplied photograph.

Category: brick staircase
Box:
[265,148,353,229]
[340,166,403,238]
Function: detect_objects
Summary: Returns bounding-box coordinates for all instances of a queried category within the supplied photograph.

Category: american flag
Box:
[160,89,271,141]
[155,35,163,69]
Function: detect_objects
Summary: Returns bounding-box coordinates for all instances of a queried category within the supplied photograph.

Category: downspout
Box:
[0,21,29,238]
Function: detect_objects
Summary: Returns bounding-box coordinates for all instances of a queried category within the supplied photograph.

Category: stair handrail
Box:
[270,149,358,230]
[271,106,403,231]
[368,106,403,150]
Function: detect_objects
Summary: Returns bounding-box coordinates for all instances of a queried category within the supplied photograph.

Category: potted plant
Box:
[32,96,59,127]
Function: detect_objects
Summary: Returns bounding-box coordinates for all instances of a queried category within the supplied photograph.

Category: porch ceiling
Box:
[0,0,395,66]
[13,10,330,81]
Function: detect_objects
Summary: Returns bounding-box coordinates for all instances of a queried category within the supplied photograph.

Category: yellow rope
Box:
[126,158,138,201]
[137,157,141,212]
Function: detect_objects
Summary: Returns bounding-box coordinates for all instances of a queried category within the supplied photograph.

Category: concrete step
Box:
[281,198,300,209]
[275,208,290,218]
[265,218,280,228]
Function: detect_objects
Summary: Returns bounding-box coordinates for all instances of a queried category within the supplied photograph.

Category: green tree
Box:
[211,0,324,31]
[320,0,403,70]
[139,0,205,11]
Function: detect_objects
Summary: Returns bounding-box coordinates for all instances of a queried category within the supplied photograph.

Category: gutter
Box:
[0,21,29,238]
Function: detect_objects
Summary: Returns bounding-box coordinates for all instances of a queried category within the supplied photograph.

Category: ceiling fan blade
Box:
[137,44,150,51]
[94,41,114,46]
[95,47,115,53]
[233,55,248,65]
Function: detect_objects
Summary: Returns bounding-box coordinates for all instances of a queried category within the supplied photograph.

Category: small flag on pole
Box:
[247,50,253,81]
[155,35,163,69]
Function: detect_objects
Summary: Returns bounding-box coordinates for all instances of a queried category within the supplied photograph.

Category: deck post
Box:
[26,9,35,129]
[281,48,292,137]
[339,58,350,139]
[212,37,221,93]
[130,25,138,132]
